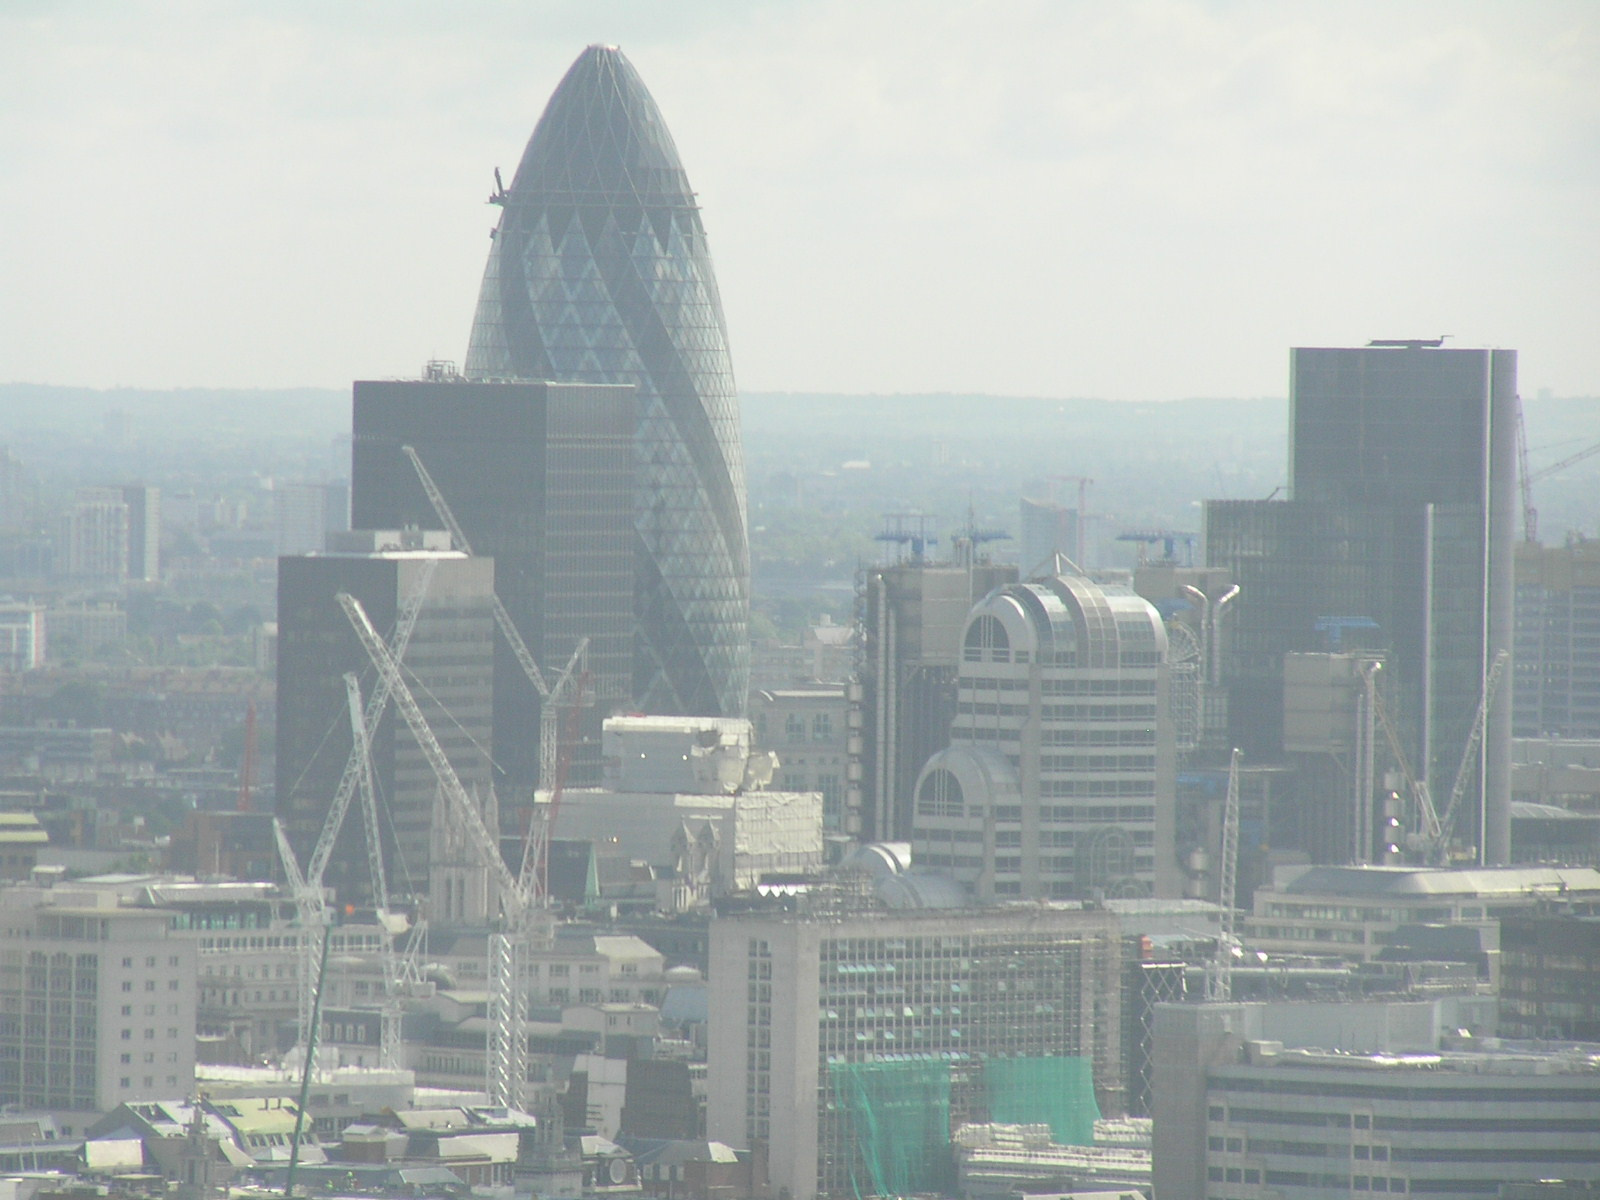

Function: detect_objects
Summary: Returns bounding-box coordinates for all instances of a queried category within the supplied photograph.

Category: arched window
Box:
[964,614,1010,662]
[916,768,965,818]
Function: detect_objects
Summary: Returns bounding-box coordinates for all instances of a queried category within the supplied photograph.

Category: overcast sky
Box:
[2,0,1596,400]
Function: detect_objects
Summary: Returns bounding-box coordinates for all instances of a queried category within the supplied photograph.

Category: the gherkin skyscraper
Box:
[466,44,749,717]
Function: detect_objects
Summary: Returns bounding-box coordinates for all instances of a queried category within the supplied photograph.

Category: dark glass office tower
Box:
[1206,346,1516,863]
[351,379,637,800]
[276,534,496,903]
[465,44,750,718]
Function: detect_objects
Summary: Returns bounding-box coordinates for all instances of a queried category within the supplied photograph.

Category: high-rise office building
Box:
[65,487,128,581]
[1019,497,1080,577]
[275,531,496,904]
[351,378,636,800]
[909,571,1179,900]
[1513,537,1600,739]
[852,558,1018,840]
[273,481,349,558]
[464,44,750,720]
[1205,345,1516,863]
[119,485,160,582]
[0,884,197,1115]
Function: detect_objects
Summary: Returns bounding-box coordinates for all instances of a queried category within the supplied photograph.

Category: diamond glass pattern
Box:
[466,45,750,716]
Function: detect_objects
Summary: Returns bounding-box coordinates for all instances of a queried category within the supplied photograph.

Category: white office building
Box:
[0,883,197,1122]
[911,570,1178,901]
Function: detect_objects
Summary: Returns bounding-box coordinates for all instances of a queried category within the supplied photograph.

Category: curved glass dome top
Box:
[467,45,749,717]
[963,575,1167,669]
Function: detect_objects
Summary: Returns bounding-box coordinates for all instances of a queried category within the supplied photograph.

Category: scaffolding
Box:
[983,1055,1100,1148]
[829,1059,954,1200]
[828,1054,1101,1199]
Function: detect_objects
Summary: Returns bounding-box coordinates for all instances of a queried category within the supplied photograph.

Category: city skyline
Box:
[3,2,1596,401]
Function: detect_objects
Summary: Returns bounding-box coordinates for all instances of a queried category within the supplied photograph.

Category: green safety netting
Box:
[982,1055,1100,1147]
[829,1059,955,1199]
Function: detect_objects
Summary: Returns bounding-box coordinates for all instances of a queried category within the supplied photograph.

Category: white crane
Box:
[339,590,544,1110]
[1364,650,1509,865]
[1205,748,1243,1003]
[1431,649,1510,864]
[399,442,590,893]
[275,560,436,1065]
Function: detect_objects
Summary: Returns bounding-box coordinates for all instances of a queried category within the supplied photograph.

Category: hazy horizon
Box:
[3,1,1596,400]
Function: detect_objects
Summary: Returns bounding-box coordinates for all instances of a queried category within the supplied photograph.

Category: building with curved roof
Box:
[465,44,749,718]
[911,572,1179,900]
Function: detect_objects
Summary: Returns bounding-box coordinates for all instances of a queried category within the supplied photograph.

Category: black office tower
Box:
[1206,346,1516,864]
[276,533,496,903]
[351,378,637,804]
[464,45,750,720]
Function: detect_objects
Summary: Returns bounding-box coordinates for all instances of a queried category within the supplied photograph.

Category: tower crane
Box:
[1431,649,1509,864]
[399,444,590,818]
[340,591,545,1110]
[1520,414,1600,545]
[1205,748,1243,1003]
[1366,670,1442,858]
[1117,529,1198,567]
[1045,475,1093,565]
[1365,650,1509,865]
[276,558,436,1065]
[874,512,938,564]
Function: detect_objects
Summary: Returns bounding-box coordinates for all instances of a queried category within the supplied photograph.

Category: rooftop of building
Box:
[1230,1038,1600,1078]
[1271,863,1600,898]
[0,812,47,845]
[1511,800,1600,821]
[715,894,1119,930]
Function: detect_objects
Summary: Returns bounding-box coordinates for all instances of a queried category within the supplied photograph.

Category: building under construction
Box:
[706,900,1122,1200]
[275,530,496,904]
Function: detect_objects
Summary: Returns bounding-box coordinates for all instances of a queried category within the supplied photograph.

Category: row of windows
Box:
[1043,679,1157,696]
[1040,728,1156,746]
[1040,754,1156,771]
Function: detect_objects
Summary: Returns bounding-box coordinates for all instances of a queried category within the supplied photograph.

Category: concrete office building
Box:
[352,376,636,799]
[1514,536,1600,739]
[120,485,159,583]
[1499,911,1600,1041]
[853,557,1018,840]
[465,44,750,721]
[275,530,496,905]
[750,685,850,830]
[1243,863,1600,980]
[272,481,349,558]
[0,882,197,1121]
[1019,497,1081,577]
[559,715,822,906]
[1206,345,1517,864]
[65,487,128,581]
[707,902,1123,1200]
[910,571,1178,901]
[1153,998,1600,1200]
[0,602,44,671]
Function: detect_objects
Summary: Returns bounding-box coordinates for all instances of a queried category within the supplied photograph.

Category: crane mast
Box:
[1431,649,1510,864]
[339,591,537,1109]
[1206,749,1243,1003]
[279,560,435,1063]
[400,442,591,888]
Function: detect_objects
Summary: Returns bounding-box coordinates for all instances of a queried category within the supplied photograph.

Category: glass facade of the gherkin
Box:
[466,44,749,717]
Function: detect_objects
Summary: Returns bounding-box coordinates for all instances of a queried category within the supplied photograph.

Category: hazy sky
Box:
[3,1,1596,400]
